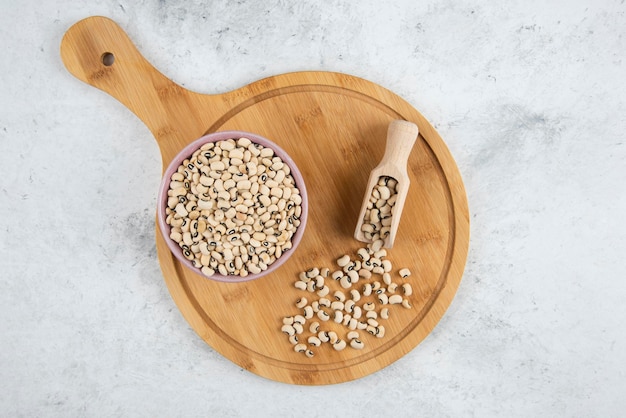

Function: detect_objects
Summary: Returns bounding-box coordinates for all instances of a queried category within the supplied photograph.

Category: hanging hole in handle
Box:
[101,52,115,66]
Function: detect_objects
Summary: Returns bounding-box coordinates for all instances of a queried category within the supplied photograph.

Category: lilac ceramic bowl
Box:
[157,130,308,282]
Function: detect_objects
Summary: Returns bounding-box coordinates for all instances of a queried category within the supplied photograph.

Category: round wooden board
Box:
[61,16,470,385]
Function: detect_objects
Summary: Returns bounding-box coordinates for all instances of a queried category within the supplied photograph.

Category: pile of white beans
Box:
[164,137,303,278]
[282,238,413,357]
[359,176,398,242]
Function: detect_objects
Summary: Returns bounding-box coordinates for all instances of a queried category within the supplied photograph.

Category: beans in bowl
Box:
[164,137,303,279]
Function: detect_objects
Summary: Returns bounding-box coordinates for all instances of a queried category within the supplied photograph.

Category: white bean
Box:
[336,255,350,267]
[309,321,320,333]
[402,283,413,296]
[281,324,295,336]
[388,294,403,305]
[332,339,347,351]
[307,336,322,347]
[350,339,365,350]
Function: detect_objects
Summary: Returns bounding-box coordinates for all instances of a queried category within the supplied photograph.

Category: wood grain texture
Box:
[60,16,470,385]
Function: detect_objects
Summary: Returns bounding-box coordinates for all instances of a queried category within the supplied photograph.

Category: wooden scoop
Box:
[354,120,419,248]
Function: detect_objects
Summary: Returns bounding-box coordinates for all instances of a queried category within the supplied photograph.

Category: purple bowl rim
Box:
[157,130,308,283]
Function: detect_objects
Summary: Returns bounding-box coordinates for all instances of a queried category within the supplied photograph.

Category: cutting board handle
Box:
[60,16,215,160]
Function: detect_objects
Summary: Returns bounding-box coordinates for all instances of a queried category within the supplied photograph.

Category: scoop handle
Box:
[376,120,419,173]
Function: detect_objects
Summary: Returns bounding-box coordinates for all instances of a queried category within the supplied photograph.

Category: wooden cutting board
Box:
[60,16,470,385]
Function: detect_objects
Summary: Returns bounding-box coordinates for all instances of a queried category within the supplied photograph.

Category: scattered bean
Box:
[399,268,411,278]
[402,283,413,296]
[350,338,365,350]
[332,339,347,351]
[309,321,320,333]
[281,244,416,358]
[388,294,403,305]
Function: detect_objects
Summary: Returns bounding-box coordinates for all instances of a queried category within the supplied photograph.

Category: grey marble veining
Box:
[1,0,625,416]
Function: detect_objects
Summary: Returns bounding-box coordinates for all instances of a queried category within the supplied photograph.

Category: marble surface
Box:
[1,0,625,416]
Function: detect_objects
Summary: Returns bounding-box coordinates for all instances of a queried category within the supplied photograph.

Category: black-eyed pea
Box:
[402,299,412,309]
[362,283,372,297]
[362,260,374,271]
[317,310,330,322]
[352,306,362,320]
[288,334,299,345]
[358,269,372,279]
[319,298,331,308]
[388,282,398,293]
[377,293,389,305]
[363,302,376,311]
[380,308,390,320]
[382,273,392,286]
[336,255,350,267]
[357,321,368,330]
[372,281,382,291]
[296,297,309,308]
[332,339,347,351]
[370,239,384,252]
[347,270,359,285]
[294,343,307,353]
[367,318,379,327]
[350,339,365,350]
[372,266,385,275]
[348,318,358,330]
[293,314,306,325]
[314,275,324,288]
[305,349,315,358]
[333,311,343,323]
[201,266,215,277]
[331,301,345,311]
[281,324,296,336]
[305,267,319,278]
[342,314,352,326]
[303,306,314,319]
[318,330,330,343]
[339,275,352,289]
[328,331,339,344]
[293,322,304,335]
[331,270,343,281]
[347,331,360,341]
[308,336,322,347]
[366,325,377,336]
[402,283,413,296]
[283,316,295,325]
[350,289,361,302]
[294,281,307,291]
[376,325,386,338]
[344,299,355,314]
[333,290,346,302]
[366,311,378,320]
[317,285,330,297]
[399,268,412,278]
[309,321,320,333]
[374,249,387,259]
[311,300,320,313]
[306,281,316,292]
[320,267,330,277]
[357,248,370,261]
[388,294,403,305]
[248,263,262,275]
[170,230,183,243]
